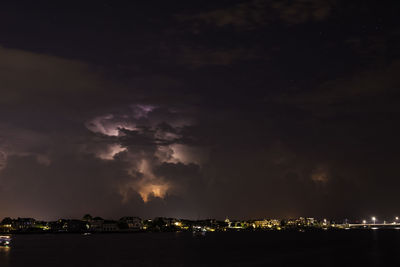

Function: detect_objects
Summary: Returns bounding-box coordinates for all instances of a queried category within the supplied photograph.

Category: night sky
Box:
[0,0,399,221]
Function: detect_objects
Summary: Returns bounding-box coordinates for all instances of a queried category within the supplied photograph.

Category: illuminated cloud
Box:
[131,104,156,119]
[85,105,204,203]
[120,159,170,203]
[85,115,137,136]
[157,144,206,166]
[138,183,169,203]
[96,144,127,161]
[135,159,169,202]
[154,130,181,142]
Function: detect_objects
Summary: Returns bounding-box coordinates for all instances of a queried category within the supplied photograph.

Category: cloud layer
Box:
[0,0,399,221]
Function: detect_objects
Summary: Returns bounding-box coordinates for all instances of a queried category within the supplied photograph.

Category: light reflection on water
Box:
[0,246,10,251]
[0,246,11,253]
[0,235,11,267]
[0,246,10,267]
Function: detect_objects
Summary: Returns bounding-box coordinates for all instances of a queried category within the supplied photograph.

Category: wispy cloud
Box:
[180,0,336,29]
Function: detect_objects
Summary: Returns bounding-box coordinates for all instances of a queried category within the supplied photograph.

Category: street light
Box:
[372,217,376,224]
[362,220,366,224]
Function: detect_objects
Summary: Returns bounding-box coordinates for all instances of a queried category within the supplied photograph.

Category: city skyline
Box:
[2,214,400,236]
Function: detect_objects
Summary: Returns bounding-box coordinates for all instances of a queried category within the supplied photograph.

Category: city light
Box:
[174,222,182,227]
[5,215,400,234]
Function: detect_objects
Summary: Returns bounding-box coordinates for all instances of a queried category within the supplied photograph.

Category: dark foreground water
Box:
[1,230,400,266]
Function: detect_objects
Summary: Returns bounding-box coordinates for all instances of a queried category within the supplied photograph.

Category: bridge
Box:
[348,223,400,229]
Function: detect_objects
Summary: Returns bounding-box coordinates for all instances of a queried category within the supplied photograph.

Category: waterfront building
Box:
[119,217,143,230]
[102,220,119,232]
[253,219,280,229]
[90,217,104,232]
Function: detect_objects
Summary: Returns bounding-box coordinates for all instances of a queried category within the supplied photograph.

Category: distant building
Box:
[224,218,231,227]
[119,217,142,230]
[0,217,13,232]
[225,219,249,229]
[253,219,280,229]
[306,218,315,226]
[66,220,87,232]
[90,217,104,232]
[102,220,118,232]
[13,218,36,231]
[82,214,93,222]
[153,217,175,227]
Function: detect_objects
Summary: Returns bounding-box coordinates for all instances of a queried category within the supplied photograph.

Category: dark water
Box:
[1,230,400,266]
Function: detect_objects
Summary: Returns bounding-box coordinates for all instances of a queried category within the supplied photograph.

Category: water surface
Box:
[1,230,400,266]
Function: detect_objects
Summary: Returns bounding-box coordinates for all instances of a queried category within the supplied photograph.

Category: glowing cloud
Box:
[136,159,169,202]
[154,130,181,142]
[157,144,205,165]
[85,115,137,136]
[96,144,127,160]
[120,159,170,203]
[138,183,169,203]
[131,104,156,119]
[85,104,205,203]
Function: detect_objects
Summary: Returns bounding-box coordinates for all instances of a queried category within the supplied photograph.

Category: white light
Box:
[362,220,366,224]
[396,217,399,220]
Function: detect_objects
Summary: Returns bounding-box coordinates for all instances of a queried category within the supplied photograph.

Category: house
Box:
[119,217,142,230]
[102,220,118,232]
[13,218,36,231]
[90,217,104,232]
[66,220,87,232]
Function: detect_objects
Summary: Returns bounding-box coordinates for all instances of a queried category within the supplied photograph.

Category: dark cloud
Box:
[270,0,335,24]
[180,0,336,29]
[0,46,104,109]
[178,46,265,68]
[276,60,400,115]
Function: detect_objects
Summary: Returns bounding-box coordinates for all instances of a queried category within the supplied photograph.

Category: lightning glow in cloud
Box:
[120,159,170,203]
[155,144,205,166]
[86,104,204,203]
[131,104,156,119]
[96,144,127,160]
[86,115,137,136]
